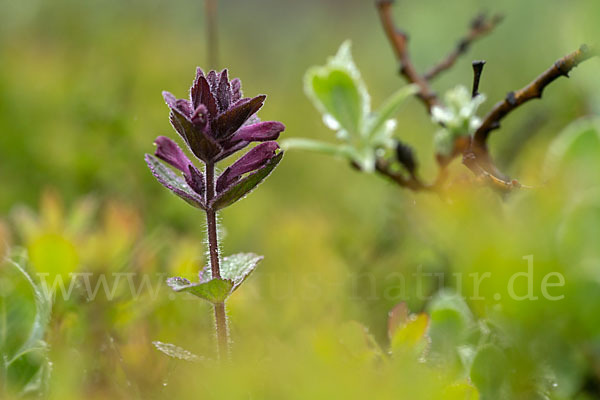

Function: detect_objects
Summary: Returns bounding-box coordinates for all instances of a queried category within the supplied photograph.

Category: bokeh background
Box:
[1,0,600,398]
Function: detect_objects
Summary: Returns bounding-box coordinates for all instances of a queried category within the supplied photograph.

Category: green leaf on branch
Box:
[304,40,369,138]
[166,276,233,303]
[296,41,416,172]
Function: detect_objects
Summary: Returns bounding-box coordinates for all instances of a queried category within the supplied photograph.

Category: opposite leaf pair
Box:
[167,253,263,304]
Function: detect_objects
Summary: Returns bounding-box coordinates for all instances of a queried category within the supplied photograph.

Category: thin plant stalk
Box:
[149,69,284,362]
[203,0,227,356]
[204,161,229,360]
[213,302,229,359]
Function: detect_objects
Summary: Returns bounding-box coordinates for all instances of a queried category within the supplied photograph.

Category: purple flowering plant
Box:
[145,68,284,359]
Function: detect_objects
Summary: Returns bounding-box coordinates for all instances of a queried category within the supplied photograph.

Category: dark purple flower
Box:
[145,68,285,210]
[163,68,284,162]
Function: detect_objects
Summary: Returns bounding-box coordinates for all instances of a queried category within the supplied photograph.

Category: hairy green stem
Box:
[214,302,229,360]
[205,161,229,360]
[203,0,227,359]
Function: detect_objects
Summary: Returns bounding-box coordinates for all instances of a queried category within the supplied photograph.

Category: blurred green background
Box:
[1,0,599,398]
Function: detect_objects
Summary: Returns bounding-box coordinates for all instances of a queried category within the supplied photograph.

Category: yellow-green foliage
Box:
[1,0,600,398]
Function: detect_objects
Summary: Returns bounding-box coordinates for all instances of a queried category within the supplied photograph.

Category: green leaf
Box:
[427,290,474,358]
[389,312,430,355]
[297,41,418,174]
[367,84,418,138]
[6,350,52,396]
[308,69,362,135]
[429,308,469,365]
[470,344,508,400]
[4,253,51,361]
[211,151,283,210]
[152,341,202,362]
[297,42,419,173]
[0,252,52,396]
[200,253,263,292]
[169,253,262,303]
[304,41,369,137]
[166,276,233,303]
[427,289,473,322]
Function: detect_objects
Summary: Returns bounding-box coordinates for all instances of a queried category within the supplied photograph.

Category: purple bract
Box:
[145,68,285,210]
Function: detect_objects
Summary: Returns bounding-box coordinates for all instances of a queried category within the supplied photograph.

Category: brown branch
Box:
[374,159,432,191]
[374,154,530,194]
[374,1,596,194]
[351,159,434,191]
[424,14,503,81]
[471,60,486,98]
[376,0,439,112]
[462,151,524,192]
[374,1,502,193]
[473,44,596,148]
